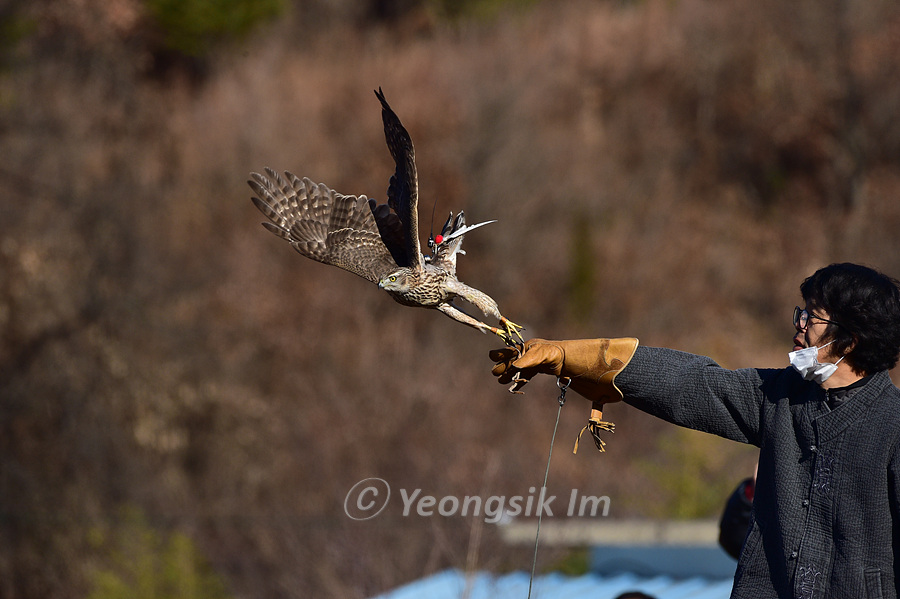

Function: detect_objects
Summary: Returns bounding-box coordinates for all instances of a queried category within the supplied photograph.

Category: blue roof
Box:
[369,568,734,599]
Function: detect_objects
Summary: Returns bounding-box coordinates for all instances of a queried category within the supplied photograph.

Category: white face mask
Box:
[788,340,844,384]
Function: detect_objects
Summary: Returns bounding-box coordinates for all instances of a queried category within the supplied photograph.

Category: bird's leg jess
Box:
[573,401,615,454]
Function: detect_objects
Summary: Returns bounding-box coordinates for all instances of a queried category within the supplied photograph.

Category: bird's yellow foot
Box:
[497,316,525,346]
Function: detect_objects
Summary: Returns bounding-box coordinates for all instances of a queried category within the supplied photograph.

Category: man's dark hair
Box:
[801,263,900,374]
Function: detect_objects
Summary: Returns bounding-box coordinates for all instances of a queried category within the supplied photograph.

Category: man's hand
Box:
[489,339,565,385]
[490,337,639,403]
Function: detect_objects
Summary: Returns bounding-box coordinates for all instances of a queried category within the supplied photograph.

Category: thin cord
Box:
[526,378,569,599]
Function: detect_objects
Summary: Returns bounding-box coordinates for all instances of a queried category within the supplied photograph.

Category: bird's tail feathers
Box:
[428,210,495,272]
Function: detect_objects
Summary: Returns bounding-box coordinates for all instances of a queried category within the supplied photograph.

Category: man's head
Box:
[798,263,900,375]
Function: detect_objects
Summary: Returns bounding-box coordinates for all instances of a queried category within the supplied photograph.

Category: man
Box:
[490,263,900,599]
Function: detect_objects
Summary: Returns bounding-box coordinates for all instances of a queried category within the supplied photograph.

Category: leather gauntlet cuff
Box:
[566,337,639,403]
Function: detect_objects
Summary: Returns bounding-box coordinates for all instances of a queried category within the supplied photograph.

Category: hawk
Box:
[248,88,523,344]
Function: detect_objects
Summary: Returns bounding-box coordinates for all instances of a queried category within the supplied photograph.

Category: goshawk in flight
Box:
[248,88,523,344]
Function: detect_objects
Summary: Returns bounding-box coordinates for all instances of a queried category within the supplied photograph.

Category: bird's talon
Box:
[493,327,523,351]
[499,317,525,345]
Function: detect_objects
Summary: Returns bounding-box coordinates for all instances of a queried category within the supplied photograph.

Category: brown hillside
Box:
[2,0,899,597]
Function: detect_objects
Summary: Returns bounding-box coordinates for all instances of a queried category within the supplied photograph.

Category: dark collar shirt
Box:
[617,346,900,599]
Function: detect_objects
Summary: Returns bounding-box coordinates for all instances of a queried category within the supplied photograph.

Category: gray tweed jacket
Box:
[617,346,900,599]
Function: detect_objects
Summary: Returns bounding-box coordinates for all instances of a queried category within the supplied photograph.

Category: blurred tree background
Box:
[2,0,900,597]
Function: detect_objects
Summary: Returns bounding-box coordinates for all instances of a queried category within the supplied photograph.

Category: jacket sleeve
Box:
[617,346,770,446]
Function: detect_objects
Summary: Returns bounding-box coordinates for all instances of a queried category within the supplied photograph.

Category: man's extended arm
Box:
[492,339,769,446]
[615,346,766,445]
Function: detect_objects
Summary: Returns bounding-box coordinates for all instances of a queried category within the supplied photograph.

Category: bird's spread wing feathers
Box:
[249,168,398,284]
[374,88,422,272]
[367,200,407,268]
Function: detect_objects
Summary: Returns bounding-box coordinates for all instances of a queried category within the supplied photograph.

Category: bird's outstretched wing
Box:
[374,88,422,272]
[249,168,399,284]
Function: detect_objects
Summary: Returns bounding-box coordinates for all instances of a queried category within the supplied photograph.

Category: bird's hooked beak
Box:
[378,279,385,289]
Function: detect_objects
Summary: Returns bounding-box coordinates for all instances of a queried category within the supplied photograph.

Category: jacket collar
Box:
[812,370,894,444]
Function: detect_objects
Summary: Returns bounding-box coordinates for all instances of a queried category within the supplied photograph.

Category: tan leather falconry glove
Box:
[490,338,639,452]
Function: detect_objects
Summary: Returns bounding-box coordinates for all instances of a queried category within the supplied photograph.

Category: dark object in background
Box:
[614,592,658,599]
[719,477,755,560]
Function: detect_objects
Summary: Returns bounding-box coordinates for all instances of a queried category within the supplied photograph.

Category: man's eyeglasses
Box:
[793,306,844,331]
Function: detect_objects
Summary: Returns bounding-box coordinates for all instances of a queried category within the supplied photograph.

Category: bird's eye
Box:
[389,275,397,282]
